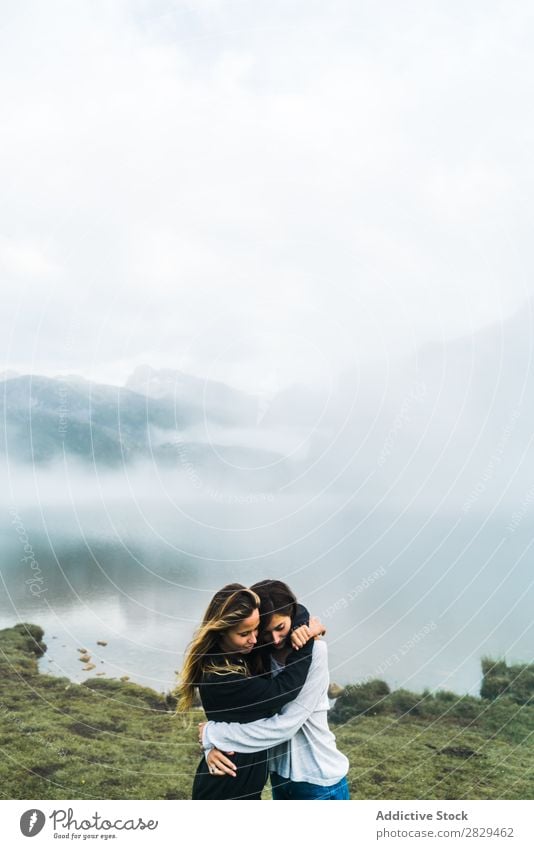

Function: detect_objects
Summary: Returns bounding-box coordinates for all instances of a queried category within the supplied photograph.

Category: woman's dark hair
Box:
[247,579,297,675]
[250,579,297,627]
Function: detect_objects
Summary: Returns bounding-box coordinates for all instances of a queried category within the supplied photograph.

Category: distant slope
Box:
[0,374,282,472]
[1,375,179,464]
[125,364,258,426]
[4,300,534,498]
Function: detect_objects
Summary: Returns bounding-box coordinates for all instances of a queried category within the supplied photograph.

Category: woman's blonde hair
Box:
[175,583,260,711]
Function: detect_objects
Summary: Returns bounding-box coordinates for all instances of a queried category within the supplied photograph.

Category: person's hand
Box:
[290,617,326,650]
[290,624,311,650]
[308,615,326,639]
[206,747,237,777]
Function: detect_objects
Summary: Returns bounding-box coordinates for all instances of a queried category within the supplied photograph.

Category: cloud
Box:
[1,0,533,390]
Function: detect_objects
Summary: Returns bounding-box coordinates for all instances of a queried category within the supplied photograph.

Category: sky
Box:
[1,0,534,392]
[1,2,534,704]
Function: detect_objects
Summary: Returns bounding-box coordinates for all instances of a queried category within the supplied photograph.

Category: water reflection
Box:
[1,500,532,696]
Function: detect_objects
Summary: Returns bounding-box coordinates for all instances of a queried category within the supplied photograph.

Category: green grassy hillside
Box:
[0,624,532,800]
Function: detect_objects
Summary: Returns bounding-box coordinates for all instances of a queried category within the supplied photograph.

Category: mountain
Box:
[1,375,173,464]
[0,373,285,477]
[125,364,258,426]
[3,299,533,505]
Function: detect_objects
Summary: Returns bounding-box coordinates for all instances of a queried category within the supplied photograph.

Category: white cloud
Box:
[0,235,60,279]
[1,0,533,390]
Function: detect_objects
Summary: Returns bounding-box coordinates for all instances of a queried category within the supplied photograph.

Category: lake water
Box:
[1,495,532,696]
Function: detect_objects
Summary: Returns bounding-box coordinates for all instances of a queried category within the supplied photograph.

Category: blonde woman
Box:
[176,583,317,800]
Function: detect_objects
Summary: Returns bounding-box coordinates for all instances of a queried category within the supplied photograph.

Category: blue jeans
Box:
[270,772,350,800]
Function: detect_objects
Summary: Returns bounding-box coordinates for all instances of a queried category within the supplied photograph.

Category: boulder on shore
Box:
[328,682,346,699]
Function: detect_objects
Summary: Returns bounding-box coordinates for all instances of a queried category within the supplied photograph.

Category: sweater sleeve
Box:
[201,638,313,718]
[203,641,328,753]
[292,603,309,629]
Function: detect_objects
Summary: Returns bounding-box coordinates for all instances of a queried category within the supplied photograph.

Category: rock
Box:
[96,640,108,646]
[96,672,106,676]
[78,654,91,663]
[77,648,88,653]
[82,663,96,671]
[120,675,130,682]
[328,683,346,700]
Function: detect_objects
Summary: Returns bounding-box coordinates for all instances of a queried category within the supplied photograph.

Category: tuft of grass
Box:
[329,679,391,722]
[480,656,534,705]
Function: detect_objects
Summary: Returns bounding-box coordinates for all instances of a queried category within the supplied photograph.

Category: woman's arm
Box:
[203,641,328,753]
[201,639,314,719]
[288,604,326,650]
[290,616,326,650]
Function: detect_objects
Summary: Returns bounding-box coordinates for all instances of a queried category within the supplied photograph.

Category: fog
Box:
[4,299,534,533]
[2,1,534,389]
[2,0,534,694]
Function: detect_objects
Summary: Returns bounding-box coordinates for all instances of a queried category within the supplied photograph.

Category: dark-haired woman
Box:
[176,583,321,800]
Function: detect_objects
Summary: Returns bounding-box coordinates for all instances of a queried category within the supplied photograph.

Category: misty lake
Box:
[1,494,532,697]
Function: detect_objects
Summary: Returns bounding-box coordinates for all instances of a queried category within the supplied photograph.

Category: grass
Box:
[0,623,532,799]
